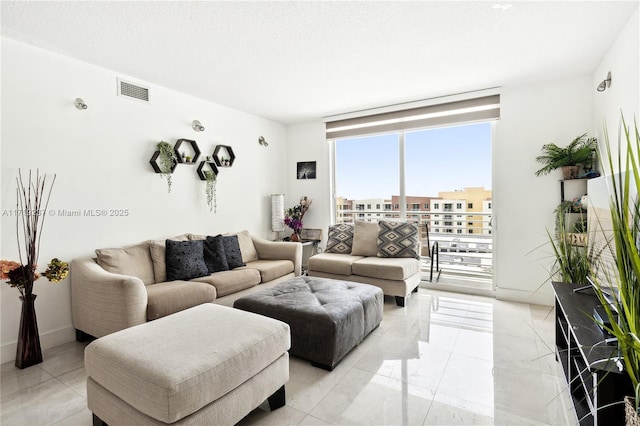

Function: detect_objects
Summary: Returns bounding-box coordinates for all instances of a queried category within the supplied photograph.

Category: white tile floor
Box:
[0,288,578,425]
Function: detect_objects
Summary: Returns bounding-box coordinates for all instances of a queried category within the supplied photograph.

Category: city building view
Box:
[335,187,492,282]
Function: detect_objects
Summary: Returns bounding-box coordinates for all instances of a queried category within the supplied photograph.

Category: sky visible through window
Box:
[335,122,492,200]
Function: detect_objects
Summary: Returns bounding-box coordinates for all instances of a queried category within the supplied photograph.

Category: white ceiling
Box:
[1,1,638,125]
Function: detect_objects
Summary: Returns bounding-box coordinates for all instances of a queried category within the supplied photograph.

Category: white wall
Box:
[592,8,639,162]
[0,38,288,362]
[284,121,329,241]
[493,76,594,305]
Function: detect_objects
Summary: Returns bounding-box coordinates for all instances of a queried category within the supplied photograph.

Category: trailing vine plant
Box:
[204,170,217,213]
[157,141,177,193]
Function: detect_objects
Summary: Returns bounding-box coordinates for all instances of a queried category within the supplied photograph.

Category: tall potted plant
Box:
[591,116,640,423]
[535,133,597,179]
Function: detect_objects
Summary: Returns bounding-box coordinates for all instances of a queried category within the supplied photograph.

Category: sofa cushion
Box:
[96,242,155,285]
[243,259,294,283]
[148,234,191,283]
[325,224,354,254]
[223,235,246,269]
[351,221,379,257]
[352,256,420,281]
[191,269,260,297]
[204,235,229,273]
[233,230,260,263]
[377,221,420,259]
[165,240,209,281]
[307,253,364,276]
[145,281,217,320]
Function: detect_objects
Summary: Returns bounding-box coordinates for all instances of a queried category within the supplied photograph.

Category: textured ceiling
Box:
[1,1,638,124]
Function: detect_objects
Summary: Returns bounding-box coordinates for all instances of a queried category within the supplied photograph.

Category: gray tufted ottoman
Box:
[234,276,383,370]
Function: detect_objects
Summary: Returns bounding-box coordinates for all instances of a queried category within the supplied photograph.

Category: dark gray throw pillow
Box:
[165,240,209,281]
[223,235,246,269]
[204,235,229,273]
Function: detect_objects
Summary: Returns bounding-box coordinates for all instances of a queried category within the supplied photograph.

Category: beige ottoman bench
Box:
[85,303,290,425]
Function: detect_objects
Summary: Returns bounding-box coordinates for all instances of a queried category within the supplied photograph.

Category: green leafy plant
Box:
[546,207,591,284]
[204,171,217,213]
[534,133,597,177]
[157,141,177,193]
[591,115,640,415]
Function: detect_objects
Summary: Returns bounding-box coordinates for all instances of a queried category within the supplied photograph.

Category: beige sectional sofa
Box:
[71,230,302,340]
[308,221,422,306]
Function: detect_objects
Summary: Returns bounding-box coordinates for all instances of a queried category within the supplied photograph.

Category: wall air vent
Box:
[117,78,150,103]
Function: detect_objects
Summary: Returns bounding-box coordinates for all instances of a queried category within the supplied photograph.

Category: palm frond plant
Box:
[157,141,177,193]
[204,170,217,213]
[592,115,640,417]
[535,133,597,178]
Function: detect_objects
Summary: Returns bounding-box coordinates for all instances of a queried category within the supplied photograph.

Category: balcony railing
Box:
[337,209,493,283]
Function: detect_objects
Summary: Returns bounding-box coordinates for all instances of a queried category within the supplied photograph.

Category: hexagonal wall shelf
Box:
[150,150,177,174]
[197,161,219,180]
[212,145,235,167]
[174,139,201,164]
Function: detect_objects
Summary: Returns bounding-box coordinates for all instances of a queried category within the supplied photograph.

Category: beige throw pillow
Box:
[351,221,379,257]
[95,242,155,285]
[230,230,259,263]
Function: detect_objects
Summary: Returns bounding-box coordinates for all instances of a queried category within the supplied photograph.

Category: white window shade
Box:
[325,94,500,139]
[271,194,285,232]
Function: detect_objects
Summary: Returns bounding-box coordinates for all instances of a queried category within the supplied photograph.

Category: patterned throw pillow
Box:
[325,223,355,254]
[204,235,230,273]
[223,235,246,269]
[377,221,420,259]
[165,240,209,281]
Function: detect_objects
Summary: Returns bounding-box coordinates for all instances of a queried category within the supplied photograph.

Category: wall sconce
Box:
[74,98,88,110]
[192,120,205,132]
[258,136,269,147]
[597,71,612,92]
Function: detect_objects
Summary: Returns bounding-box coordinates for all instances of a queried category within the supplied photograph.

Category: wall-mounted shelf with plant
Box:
[150,141,178,193]
[534,133,598,180]
[174,139,201,164]
[212,145,235,167]
[197,161,219,213]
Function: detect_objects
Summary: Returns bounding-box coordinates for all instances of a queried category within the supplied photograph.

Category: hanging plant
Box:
[157,141,177,193]
[204,170,217,213]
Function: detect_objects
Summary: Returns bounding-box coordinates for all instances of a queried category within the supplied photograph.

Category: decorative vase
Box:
[15,294,43,369]
[290,232,300,242]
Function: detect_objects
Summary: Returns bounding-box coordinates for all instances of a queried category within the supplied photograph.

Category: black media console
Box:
[552,282,633,425]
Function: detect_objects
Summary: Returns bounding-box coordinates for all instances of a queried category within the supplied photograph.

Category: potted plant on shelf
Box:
[546,203,591,285]
[157,141,177,193]
[591,116,640,424]
[534,133,597,179]
[203,170,217,213]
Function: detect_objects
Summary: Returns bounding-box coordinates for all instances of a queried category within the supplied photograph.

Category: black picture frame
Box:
[297,161,316,179]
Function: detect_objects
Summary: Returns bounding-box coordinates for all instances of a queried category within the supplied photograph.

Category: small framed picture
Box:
[297,161,316,179]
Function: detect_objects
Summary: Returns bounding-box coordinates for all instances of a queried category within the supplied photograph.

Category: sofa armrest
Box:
[71,257,148,338]
[251,235,303,276]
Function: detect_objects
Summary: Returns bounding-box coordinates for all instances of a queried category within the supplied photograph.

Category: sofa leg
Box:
[267,385,286,410]
[412,286,419,293]
[311,361,334,371]
[76,329,91,342]
[92,413,107,426]
[395,296,406,307]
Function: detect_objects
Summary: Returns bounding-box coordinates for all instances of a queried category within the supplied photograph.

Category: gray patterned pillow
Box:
[377,221,420,259]
[325,223,354,254]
